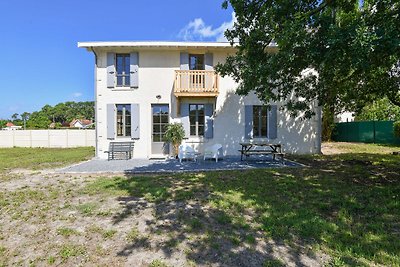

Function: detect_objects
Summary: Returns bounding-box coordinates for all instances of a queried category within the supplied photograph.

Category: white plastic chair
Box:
[203,144,223,162]
[178,144,198,163]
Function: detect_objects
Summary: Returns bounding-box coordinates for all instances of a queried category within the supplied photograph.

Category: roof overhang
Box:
[78,41,278,52]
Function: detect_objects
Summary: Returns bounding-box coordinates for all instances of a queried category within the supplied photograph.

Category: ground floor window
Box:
[253,106,268,137]
[189,104,205,136]
[116,104,131,137]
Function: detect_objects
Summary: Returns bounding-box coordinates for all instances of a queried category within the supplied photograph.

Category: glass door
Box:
[151,104,169,155]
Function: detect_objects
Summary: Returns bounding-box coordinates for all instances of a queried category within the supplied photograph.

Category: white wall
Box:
[0,130,95,148]
[94,48,321,159]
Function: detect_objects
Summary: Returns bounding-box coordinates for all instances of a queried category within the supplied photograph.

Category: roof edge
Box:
[77,41,239,49]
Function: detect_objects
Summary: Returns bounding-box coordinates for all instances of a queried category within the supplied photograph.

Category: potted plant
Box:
[164,123,185,157]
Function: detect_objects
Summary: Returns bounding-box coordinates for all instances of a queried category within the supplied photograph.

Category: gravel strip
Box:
[57,155,301,174]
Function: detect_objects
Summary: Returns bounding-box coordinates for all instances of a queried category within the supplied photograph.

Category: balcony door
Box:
[189,54,205,88]
[151,104,169,155]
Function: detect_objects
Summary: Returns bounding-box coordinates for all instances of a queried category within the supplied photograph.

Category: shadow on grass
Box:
[86,152,400,266]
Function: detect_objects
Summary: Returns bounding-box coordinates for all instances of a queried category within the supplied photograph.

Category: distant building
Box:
[335,112,355,123]
[70,119,93,129]
[2,122,22,131]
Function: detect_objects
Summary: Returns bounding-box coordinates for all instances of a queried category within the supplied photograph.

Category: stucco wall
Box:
[94,48,321,159]
[0,130,95,148]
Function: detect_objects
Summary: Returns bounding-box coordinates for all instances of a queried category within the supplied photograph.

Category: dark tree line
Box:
[1,101,94,129]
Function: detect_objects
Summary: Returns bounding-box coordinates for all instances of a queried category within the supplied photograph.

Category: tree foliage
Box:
[7,101,95,129]
[355,97,400,121]
[394,121,400,138]
[217,0,400,119]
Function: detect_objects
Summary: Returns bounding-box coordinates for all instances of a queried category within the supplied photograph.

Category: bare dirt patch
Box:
[0,170,328,267]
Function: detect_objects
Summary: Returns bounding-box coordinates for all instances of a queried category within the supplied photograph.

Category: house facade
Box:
[2,122,22,131]
[70,119,93,129]
[78,41,321,159]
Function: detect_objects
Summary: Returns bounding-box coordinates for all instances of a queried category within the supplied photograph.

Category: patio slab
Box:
[58,155,302,174]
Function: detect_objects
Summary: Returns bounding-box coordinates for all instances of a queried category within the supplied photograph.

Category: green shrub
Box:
[164,123,185,156]
[394,121,400,138]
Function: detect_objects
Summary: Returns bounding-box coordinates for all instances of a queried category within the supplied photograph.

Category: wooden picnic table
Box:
[239,142,284,162]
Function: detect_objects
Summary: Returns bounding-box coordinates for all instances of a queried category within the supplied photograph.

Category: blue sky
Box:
[0,0,234,119]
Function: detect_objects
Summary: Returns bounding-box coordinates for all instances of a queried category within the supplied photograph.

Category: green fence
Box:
[333,121,400,144]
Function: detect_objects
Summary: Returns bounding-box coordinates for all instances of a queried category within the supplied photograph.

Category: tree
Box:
[0,120,6,128]
[22,101,95,129]
[11,113,19,121]
[355,97,400,121]
[20,112,30,121]
[26,112,51,129]
[217,0,400,140]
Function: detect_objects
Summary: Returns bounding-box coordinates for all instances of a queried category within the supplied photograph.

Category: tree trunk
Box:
[322,104,335,141]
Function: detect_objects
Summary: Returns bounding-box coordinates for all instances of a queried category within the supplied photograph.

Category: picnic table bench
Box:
[239,142,285,163]
[104,141,134,160]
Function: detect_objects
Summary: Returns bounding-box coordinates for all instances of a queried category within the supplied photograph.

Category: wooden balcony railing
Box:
[174,70,219,97]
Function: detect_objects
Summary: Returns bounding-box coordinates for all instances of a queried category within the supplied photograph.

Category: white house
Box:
[2,122,22,131]
[78,41,321,159]
[70,119,93,129]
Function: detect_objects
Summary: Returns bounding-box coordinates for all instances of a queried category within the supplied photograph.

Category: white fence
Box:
[0,129,95,148]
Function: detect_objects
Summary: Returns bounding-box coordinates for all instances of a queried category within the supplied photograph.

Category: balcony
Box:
[174,70,219,97]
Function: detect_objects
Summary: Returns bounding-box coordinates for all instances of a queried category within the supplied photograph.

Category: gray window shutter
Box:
[131,104,140,139]
[268,105,278,139]
[204,104,214,139]
[130,52,139,88]
[205,53,214,89]
[205,53,213,70]
[107,104,115,139]
[180,103,190,138]
[244,105,253,139]
[180,52,189,90]
[106,53,115,88]
[180,52,189,70]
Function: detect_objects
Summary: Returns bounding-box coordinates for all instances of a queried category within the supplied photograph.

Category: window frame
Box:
[189,104,205,137]
[116,104,131,138]
[152,104,170,143]
[189,54,205,70]
[253,105,268,138]
[115,54,130,87]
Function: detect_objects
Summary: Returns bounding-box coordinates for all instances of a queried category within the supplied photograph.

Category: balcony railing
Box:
[174,70,219,97]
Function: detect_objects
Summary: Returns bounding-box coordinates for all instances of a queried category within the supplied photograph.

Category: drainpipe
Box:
[316,101,322,154]
[90,47,99,158]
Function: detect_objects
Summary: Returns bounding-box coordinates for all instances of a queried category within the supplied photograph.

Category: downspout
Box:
[90,47,99,158]
[316,100,322,154]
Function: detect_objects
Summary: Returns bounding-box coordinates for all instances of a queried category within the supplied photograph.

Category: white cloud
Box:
[178,12,236,42]
[72,92,82,98]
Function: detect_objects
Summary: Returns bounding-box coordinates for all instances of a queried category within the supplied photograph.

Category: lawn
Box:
[0,143,399,266]
[0,147,94,173]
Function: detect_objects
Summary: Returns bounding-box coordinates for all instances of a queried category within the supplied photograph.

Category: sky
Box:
[0,0,235,119]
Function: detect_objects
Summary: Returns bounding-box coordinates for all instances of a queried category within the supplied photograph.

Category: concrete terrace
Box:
[58,155,301,174]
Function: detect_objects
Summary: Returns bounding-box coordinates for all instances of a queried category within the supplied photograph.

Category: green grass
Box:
[84,142,400,266]
[59,244,86,261]
[76,203,98,216]
[0,147,93,173]
[1,143,399,265]
[57,227,80,237]
[149,259,169,267]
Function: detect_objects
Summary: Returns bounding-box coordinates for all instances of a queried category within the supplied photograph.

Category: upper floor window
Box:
[116,104,131,137]
[189,104,205,136]
[116,54,130,87]
[189,54,204,70]
[253,106,268,137]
